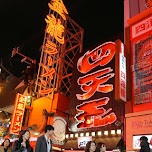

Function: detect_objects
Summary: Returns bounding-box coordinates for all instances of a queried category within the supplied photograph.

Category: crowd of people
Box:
[0,126,151,152]
[0,125,54,152]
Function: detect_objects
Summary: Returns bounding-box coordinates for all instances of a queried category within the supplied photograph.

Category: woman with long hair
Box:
[85,141,96,152]
[12,130,33,152]
[0,138,12,152]
[96,142,106,152]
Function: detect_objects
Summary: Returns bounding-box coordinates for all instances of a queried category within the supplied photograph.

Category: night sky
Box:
[0,0,124,77]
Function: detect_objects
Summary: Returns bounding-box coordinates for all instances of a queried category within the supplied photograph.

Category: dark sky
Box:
[0,0,124,77]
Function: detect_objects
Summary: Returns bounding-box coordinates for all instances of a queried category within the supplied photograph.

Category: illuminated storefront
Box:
[124,0,152,151]
[66,40,126,151]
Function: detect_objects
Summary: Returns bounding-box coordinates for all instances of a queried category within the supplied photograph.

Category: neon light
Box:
[75,42,116,129]
[45,14,64,44]
[47,56,53,66]
[48,0,68,20]
[75,98,116,128]
[9,94,26,135]
[76,67,114,100]
[37,0,67,95]
[40,67,55,78]
[44,40,58,55]
[39,88,54,94]
[77,42,115,73]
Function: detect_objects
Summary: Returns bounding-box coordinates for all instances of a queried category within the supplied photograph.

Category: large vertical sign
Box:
[35,0,68,96]
[9,93,26,135]
[74,42,117,129]
[115,40,126,102]
[131,15,152,105]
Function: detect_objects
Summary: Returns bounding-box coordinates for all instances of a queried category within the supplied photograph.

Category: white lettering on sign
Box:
[131,15,152,39]
[119,53,126,101]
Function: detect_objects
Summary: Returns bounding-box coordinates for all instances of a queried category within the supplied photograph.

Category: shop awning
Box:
[63,137,122,150]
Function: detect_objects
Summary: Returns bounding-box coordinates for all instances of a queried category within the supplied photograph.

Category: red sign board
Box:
[9,93,26,135]
[75,42,117,129]
[130,15,152,105]
[131,15,152,39]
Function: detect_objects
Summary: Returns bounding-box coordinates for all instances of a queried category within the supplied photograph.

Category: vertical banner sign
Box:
[74,42,117,129]
[115,40,126,102]
[131,15,152,105]
[35,0,68,97]
[9,93,26,135]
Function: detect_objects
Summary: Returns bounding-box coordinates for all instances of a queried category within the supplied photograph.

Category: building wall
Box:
[125,110,152,151]
[124,0,148,29]
[124,0,152,150]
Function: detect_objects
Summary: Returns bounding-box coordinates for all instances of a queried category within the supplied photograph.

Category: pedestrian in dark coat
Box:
[12,130,33,152]
[35,125,54,152]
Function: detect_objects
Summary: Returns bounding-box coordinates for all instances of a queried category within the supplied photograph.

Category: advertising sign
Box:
[75,42,117,129]
[115,40,126,102]
[35,0,68,96]
[77,136,92,148]
[70,40,125,131]
[132,35,152,104]
[9,93,26,135]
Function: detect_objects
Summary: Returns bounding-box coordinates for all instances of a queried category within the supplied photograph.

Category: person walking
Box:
[35,125,54,152]
[85,141,96,152]
[0,138,12,152]
[96,142,106,152]
[139,136,150,152]
[12,130,33,152]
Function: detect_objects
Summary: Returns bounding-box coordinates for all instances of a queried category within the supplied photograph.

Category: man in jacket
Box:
[35,125,54,152]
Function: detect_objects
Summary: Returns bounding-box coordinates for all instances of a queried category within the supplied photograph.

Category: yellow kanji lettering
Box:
[48,0,68,20]
[45,14,64,44]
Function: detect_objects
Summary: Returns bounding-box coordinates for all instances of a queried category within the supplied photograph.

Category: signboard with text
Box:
[130,15,152,105]
[131,15,152,105]
[115,40,126,102]
[132,36,152,104]
[70,41,125,130]
[77,136,92,148]
[34,0,68,97]
[9,93,26,135]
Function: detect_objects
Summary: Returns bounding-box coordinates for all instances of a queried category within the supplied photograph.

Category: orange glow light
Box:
[9,93,26,135]
[45,14,64,44]
[75,97,116,128]
[75,42,117,129]
[48,0,68,20]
